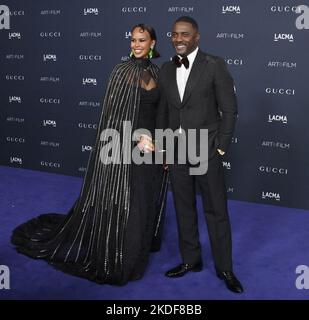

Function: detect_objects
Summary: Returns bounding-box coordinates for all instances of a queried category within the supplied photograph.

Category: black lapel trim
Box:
[181,50,208,108]
[165,62,182,106]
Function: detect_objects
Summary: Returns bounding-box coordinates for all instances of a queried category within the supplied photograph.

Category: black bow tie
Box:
[172,55,189,69]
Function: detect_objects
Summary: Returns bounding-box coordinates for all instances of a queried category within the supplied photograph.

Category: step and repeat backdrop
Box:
[0,1,308,209]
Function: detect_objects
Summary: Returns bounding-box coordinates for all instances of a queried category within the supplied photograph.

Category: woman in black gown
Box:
[11,24,168,285]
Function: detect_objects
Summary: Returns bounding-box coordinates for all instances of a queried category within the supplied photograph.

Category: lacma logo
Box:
[10,156,22,164]
[9,96,21,103]
[262,191,280,201]
[295,5,309,30]
[82,145,92,152]
[222,5,240,14]
[43,54,57,62]
[125,31,132,39]
[84,8,99,16]
[295,265,309,289]
[43,120,57,127]
[0,265,10,289]
[83,78,97,86]
[222,161,231,170]
[9,32,21,39]
[268,114,288,124]
[0,5,10,30]
[274,33,294,42]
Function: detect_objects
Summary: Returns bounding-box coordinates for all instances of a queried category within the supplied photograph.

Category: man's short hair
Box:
[174,16,199,31]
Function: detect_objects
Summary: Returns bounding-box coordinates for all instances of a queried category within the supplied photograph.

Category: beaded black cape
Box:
[11,58,167,284]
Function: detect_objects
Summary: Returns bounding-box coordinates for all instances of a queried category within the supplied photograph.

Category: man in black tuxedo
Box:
[157,16,243,293]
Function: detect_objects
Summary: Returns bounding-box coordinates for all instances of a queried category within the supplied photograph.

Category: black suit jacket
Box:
[156,50,237,159]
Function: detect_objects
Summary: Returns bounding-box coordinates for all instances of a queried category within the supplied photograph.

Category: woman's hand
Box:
[137,135,155,153]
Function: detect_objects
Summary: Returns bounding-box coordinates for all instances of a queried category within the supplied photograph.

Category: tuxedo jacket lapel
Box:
[181,50,207,107]
[165,63,182,106]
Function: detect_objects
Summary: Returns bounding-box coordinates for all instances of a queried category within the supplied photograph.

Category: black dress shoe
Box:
[165,262,203,278]
[216,271,244,293]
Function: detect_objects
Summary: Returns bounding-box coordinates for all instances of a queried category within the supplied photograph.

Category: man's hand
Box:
[217,148,225,156]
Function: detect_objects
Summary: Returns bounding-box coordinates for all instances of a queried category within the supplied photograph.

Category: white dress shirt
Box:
[176,46,199,102]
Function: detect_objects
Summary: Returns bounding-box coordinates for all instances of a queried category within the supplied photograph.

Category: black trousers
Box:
[169,153,233,272]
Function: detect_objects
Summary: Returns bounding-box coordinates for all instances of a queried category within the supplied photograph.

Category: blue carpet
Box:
[1,165,309,300]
